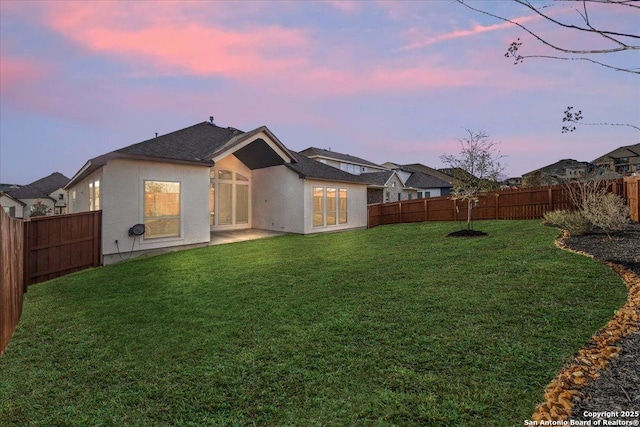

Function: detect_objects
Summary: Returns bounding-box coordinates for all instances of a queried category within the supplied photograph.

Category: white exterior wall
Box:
[302,180,367,234]
[417,188,442,198]
[251,165,305,234]
[68,169,102,213]
[100,159,210,261]
[0,195,24,218]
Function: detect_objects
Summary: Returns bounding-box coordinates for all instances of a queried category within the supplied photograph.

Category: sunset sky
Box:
[1,0,638,185]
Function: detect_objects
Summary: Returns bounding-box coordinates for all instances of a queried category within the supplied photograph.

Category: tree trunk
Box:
[467,199,473,230]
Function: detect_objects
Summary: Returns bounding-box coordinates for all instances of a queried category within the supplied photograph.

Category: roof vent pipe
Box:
[209,116,214,124]
[155,132,158,138]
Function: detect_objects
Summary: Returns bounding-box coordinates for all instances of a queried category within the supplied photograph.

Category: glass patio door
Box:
[210,169,250,227]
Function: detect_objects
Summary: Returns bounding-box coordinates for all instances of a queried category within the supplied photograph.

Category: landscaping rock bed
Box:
[564,223,640,420]
[533,222,640,421]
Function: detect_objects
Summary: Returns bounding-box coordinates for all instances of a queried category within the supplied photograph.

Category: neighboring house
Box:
[300,147,418,203]
[65,121,369,264]
[395,163,456,187]
[522,159,592,186]
[356,170,416,204]
[1,172,69,218]
[593,143,640,176]
[300,149,452,203]
[386,164,453,199]
[0,193,26,218]
[501,177,523,189]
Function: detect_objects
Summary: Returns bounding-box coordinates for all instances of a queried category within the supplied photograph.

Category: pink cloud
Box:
[0,58,46,95]
[398,14,541,52]
[36,2,490,96]
[79,25,309,78]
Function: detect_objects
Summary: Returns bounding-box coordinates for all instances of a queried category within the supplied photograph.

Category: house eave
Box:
[66,152,212,189]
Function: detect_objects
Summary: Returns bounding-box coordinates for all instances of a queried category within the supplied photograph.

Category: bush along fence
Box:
[0,209,102,355]
[368,178,637,228]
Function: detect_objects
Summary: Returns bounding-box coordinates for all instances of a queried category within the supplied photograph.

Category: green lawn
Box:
[0,221,627,426]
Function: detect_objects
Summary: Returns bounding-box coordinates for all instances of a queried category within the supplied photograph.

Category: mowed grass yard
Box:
[0,221,627,426]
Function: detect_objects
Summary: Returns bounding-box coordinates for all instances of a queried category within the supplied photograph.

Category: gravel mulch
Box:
[537,222,640,421]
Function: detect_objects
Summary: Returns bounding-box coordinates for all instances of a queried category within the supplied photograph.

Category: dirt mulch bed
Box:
[532,222,640,421]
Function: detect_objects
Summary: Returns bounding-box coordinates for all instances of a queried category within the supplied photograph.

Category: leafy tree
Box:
[440,130,506,230]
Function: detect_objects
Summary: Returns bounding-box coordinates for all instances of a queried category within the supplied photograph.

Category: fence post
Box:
[23,220,29,290]
[398,201,402,224]
[495,194,499,220]
[548,187,553,213]
[636,178,640,222]
[424,199,428,222]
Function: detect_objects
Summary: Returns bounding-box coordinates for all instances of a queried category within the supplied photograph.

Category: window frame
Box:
[143,180,181,240]
[313,186,348,227]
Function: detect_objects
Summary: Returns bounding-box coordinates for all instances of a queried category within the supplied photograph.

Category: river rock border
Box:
[531,231,640,421]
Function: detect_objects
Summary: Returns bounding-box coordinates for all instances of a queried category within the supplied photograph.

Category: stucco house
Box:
[593,143,640,176]
[0,193,26,218]
[65,121,369,264]
[522,159,593,186]
[299,148,453,203]
[383,163,453,199]
[1,172,69,218]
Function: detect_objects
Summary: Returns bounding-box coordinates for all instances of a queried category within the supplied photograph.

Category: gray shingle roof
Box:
[594,143,640,162]
[116,122,243,163]
[523,159,591,176]
[8,172,69,199]
[356,171,394,186]
[405,171,452,188]
[299,147,384,169]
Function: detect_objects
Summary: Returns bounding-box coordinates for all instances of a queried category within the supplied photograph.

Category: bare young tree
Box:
[440,130,506,231]
[456,0,640,74]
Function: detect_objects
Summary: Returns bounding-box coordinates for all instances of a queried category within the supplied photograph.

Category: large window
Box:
[313,187,324,227]
[144,180,180,239]
[89,179,100,211]
[313,186,348,227]
[340,163,360,175]
[339,188,348,224]
[326,188,336,225]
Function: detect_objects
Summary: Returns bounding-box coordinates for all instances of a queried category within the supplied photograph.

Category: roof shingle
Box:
[9,172,69,199]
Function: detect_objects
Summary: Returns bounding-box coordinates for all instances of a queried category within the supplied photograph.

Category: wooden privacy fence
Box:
[1,208,25,356]
[0,210,101,355]
[625,176,640,222]
[368,179,635,228]
[26,211,102,285]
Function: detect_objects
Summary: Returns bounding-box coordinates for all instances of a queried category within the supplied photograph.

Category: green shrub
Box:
[543,209,592,235]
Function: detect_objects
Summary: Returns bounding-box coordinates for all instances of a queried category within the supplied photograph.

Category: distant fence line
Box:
[0,210,102,355]
[368,177,638,228]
